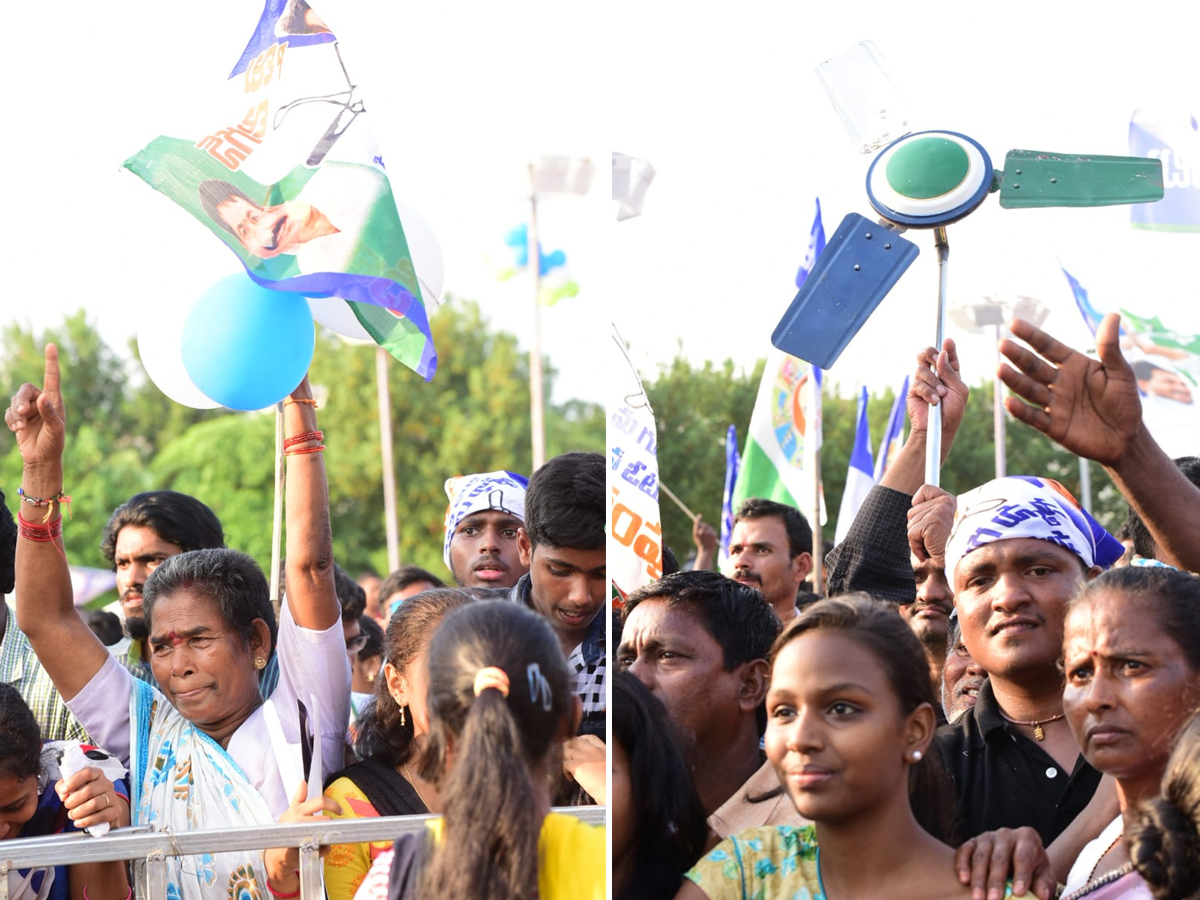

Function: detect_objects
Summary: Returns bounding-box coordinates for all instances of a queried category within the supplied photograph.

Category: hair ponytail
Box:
[1128,711,1200,900]
[415,601,572,900]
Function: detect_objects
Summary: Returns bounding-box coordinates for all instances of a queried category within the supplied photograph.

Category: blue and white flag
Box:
[795,198,827,289]
[834,387,874,544]
[718,425,740,567]
[873,376,908,482]
[1061,265,1105,336]
[1129,111,1200,232]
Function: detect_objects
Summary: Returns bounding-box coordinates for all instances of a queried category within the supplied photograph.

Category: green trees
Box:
[1,301,603,595]
[643,353,1127,566]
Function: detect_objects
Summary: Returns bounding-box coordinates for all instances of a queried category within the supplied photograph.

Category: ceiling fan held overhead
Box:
[773,40,1164,485]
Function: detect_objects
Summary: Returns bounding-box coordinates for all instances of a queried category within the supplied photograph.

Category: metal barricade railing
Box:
[0,806,606,900]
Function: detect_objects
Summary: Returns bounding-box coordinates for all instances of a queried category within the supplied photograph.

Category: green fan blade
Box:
[996,150,1164,208]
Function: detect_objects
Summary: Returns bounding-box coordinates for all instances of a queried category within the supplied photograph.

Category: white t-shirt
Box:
[66,602,350,817]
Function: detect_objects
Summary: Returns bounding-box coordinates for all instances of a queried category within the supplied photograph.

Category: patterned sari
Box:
[129,680,275,900]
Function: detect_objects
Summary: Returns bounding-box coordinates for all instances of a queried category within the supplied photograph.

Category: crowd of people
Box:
[614,313,1200,900]
[1,345,606,899]
[3,306,1200,900]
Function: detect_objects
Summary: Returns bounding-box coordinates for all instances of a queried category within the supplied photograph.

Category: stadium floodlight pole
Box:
[527,174,546,470]
[949,296,1048,481]
[527,155,595,470]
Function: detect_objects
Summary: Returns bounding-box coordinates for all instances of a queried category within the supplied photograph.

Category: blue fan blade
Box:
[772,212,919,368]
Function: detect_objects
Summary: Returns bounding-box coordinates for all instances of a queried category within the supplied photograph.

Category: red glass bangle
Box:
[17,513,62,542]
[284,445,326,457]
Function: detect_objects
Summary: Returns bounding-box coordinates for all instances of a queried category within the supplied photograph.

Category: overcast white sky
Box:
[3,1,1198,410]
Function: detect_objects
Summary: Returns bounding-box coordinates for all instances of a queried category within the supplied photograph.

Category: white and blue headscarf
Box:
[945,475,1125,580]
[442,470,529,569]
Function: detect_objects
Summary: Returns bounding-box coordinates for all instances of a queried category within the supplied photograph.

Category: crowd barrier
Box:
[0,806,607,899]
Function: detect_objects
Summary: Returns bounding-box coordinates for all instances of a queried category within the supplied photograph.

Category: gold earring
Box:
[400,705,406,727]
[254,657,267,670]
[367,672,376,683]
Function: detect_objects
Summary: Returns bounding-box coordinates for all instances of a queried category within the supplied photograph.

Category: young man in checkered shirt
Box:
[507,451,606,739]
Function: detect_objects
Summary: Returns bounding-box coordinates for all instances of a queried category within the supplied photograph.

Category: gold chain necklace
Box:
[997,709,1066,741]
[403,761,431,811]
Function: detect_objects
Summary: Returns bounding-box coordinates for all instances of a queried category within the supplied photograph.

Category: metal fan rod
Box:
[926,226,949,488]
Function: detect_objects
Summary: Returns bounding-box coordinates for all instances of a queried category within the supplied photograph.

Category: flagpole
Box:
[528,164,546,470]
[268,404,286,616]
[659,481,697,521]
[809,370,824,596]
[926,227,949,488]
[375,345,401,572]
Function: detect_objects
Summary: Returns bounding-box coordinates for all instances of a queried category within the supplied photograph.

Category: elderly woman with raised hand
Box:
[5,345,350,900]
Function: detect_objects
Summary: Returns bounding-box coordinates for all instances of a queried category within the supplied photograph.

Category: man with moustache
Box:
[100,491,226,685]
[442,470,529,590]
[942,618,986,725]
[727,499,813,624]
[618,570,797,837]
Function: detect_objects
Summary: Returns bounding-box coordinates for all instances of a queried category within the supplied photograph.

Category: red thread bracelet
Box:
[283,430,324,449]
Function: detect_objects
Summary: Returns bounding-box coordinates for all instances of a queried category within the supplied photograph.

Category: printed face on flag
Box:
[124,0,437,380]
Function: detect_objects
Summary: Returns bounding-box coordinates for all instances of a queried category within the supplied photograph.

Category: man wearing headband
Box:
[925,475,1125,847]
[442,470,529,590]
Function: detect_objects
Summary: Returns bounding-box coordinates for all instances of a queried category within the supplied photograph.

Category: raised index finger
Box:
[43,343,60,395]
[1006,319,1074,366]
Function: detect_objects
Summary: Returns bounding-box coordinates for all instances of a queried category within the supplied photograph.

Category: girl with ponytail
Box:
[678,595,1000,900]
[353,600,605,900]
[1127,711,1200,900]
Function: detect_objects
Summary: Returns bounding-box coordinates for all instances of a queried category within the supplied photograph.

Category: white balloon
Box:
[309,296,373,341]
[396,202,445,306]
[137,290,222,409]
[309,202,445,341]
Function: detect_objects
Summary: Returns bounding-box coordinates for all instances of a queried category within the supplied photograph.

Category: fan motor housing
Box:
[866,130,994,227]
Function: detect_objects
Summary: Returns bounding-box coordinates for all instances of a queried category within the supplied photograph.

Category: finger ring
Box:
[104,795,111,809]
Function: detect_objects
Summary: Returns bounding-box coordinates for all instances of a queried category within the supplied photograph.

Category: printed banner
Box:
[124,0,436,380]
[609,324,664,598]
[1129,111,1200,233]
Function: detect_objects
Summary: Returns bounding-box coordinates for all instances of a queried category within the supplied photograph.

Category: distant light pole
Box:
[527,156,594,469]
[949,296,1048,480]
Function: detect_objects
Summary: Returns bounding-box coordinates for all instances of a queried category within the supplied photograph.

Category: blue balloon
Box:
[182,275,316,411]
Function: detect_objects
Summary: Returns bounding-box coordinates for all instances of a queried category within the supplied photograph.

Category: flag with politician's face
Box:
[124,0,436,380]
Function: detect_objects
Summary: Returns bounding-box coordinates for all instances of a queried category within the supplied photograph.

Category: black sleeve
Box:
[824,484,917,605]
[386,832,427,900]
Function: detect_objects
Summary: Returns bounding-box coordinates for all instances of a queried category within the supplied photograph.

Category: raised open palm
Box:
[999,314,1143,466]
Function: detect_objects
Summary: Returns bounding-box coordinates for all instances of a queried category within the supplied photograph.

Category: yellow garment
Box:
[323,775,395,900]
[426,812,606,900]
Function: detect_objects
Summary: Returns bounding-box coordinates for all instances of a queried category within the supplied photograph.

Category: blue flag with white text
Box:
[834,387,874,544]
[873,377,908,482]
[796,198,827,289]
[719,425,740,567]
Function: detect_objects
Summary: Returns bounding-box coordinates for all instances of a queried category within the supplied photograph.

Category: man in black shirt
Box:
[917,475,1126,845]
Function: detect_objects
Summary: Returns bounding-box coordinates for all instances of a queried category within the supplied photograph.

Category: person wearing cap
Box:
[918,475,1126,847]
[442,470,529,590]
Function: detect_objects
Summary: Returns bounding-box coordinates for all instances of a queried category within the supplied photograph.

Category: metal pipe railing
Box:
[0,806,607,900]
